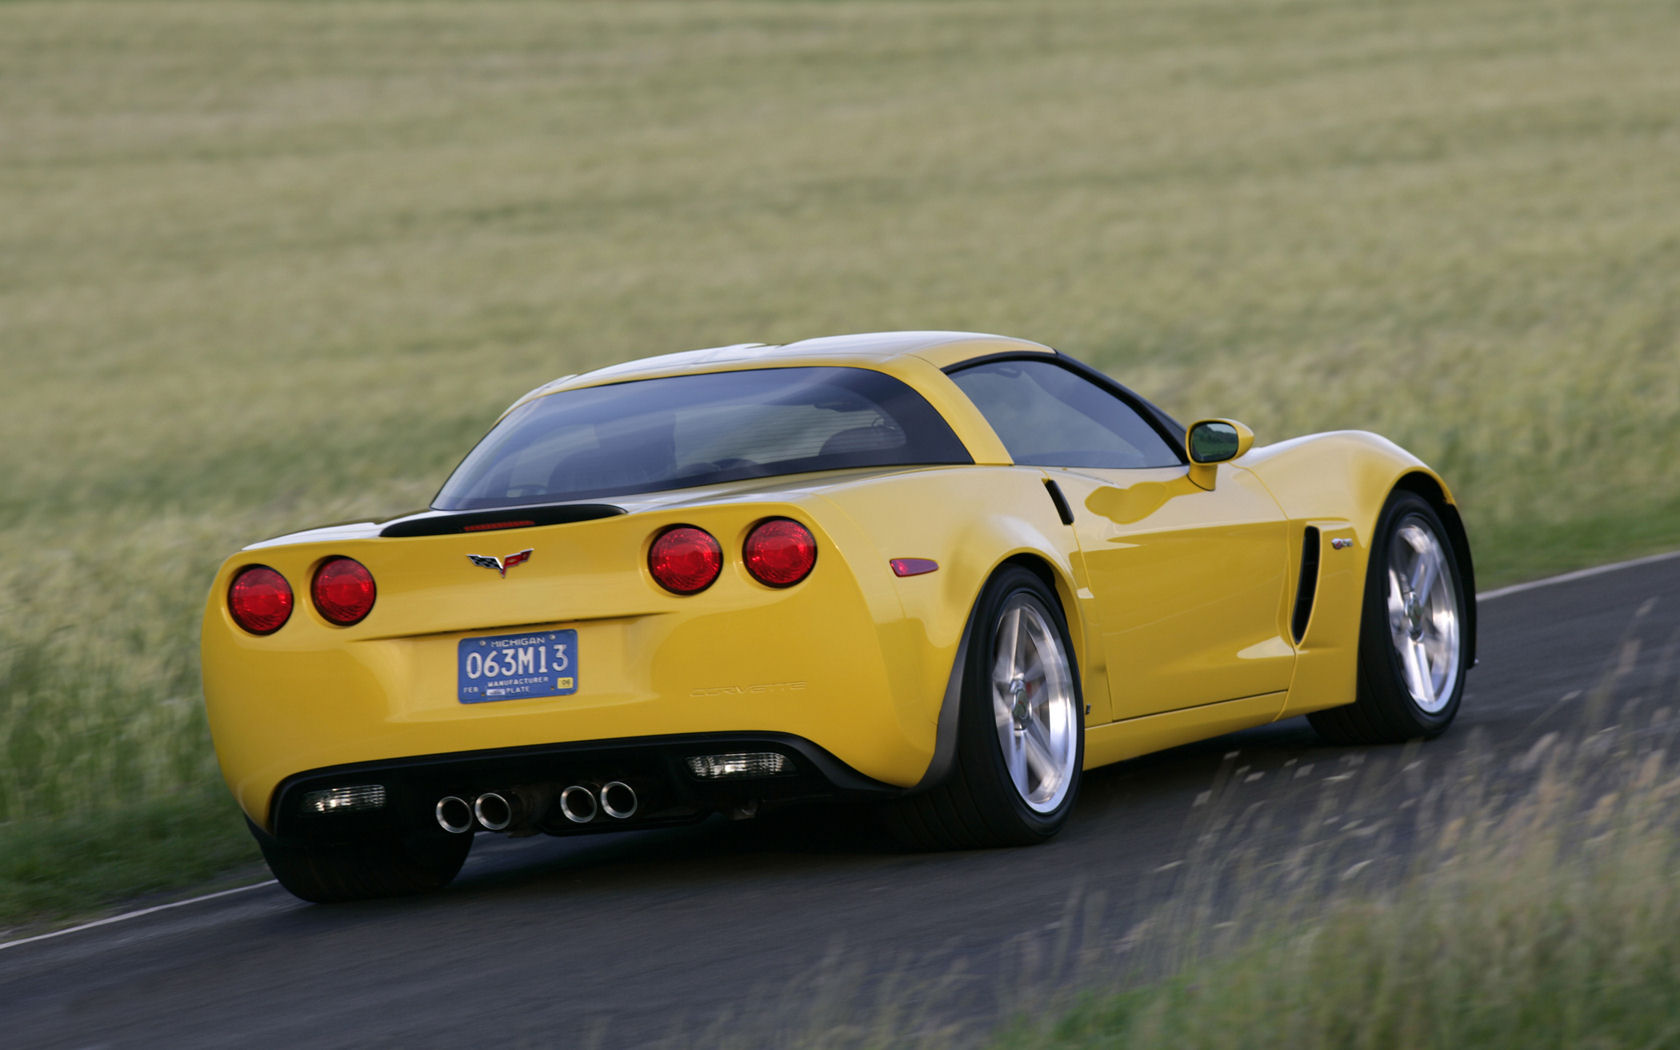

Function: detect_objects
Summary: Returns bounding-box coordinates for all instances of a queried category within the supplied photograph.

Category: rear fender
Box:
[906,550,1087,794]
[810,468,1090,792]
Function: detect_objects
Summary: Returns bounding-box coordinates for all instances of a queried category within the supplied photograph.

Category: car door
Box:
[947,357,1294,721]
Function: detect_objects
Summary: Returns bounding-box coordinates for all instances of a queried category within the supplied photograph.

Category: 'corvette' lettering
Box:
[689,681,807,698]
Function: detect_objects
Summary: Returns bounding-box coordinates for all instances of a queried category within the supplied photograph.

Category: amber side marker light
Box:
[743,519,817,587]
[229,565,294,635]
[650,526,724,594]
[313,557,376,626]
[890,558,939,578]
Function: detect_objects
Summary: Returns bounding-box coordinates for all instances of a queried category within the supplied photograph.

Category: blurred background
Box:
[2,0,1676,921]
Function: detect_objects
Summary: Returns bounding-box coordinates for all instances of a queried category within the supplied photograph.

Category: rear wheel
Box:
[1309,492,1468,745]
[250,821,473,903]
[889,567,1084,849]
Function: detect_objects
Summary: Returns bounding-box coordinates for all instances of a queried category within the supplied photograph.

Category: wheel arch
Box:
[998,551,1075,628]
[908,551,1083,794]
[1242,434,1476,671]
[1391,471,1477,668]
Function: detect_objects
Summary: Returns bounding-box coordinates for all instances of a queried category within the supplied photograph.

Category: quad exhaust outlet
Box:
[435,795,474,834]
[435,781,640,833]
[559,784,598,824]
[600,781,638,820]
[473,791,517,832]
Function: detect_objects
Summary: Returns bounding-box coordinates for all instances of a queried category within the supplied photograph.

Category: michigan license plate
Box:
[457,629,578,703]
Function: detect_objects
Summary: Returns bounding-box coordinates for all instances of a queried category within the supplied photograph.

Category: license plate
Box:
[457,629,578,704]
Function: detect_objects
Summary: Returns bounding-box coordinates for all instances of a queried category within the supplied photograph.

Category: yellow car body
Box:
[202,331,1474,900]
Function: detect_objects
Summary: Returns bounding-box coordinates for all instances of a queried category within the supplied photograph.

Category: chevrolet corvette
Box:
[201,331,1474,902]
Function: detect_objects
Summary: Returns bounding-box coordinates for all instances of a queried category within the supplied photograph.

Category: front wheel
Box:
[888,567,1084,849]
[250,821,473,903]
[1310,492,1469,745]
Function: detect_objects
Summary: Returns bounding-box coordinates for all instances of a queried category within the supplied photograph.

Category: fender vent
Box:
[1043,479,1075,526]
[1291,527,1321,643]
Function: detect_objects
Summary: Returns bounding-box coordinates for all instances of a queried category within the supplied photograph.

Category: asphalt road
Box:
[5,553,1678,1049]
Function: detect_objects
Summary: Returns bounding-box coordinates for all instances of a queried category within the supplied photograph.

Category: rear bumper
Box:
[266,731,897,843]
[202,495,964,823]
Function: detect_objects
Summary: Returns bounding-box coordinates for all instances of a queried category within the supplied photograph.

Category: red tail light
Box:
[743,519,817,587]
[228,565,293,635]
[312,557,376,626]
[649,526,723,594]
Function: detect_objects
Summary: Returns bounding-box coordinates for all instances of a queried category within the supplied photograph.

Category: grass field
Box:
[2,0,1678,924]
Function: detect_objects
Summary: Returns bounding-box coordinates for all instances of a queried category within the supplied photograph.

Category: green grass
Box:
[0,791,261,925]
[2,0,1678,924]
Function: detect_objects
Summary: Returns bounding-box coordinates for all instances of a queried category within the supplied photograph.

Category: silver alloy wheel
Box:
[1384,519,1462,714]
[989,595,1078,813]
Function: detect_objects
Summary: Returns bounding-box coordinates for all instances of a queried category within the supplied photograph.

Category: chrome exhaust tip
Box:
[600,781,637,820]
[559,784,598,824]
[435,796,475,834]
[474,791,515,831]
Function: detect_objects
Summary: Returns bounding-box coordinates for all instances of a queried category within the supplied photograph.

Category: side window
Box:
[949,359,1181,469]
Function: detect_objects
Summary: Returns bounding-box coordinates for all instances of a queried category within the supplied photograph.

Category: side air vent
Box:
[1043,479,1075,526]
[379,503,625,538]
[1291,527,1322,643]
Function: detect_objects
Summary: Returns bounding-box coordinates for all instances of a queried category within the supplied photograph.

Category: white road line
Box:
[0,881,277,953]
[1478,549,1680,602]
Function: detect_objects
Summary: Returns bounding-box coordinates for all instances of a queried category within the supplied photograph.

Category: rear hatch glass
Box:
[434,366,972,510]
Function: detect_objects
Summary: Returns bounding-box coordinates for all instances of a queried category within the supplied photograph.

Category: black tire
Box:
[1309,492,1469,745]
[888,567,1084,849]
[250,820,473,903]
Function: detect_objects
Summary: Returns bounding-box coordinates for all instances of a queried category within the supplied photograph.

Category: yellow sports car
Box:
[202,331,1474,902]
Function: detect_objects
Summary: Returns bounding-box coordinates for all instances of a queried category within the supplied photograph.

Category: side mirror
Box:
[1185,419,1254,489]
